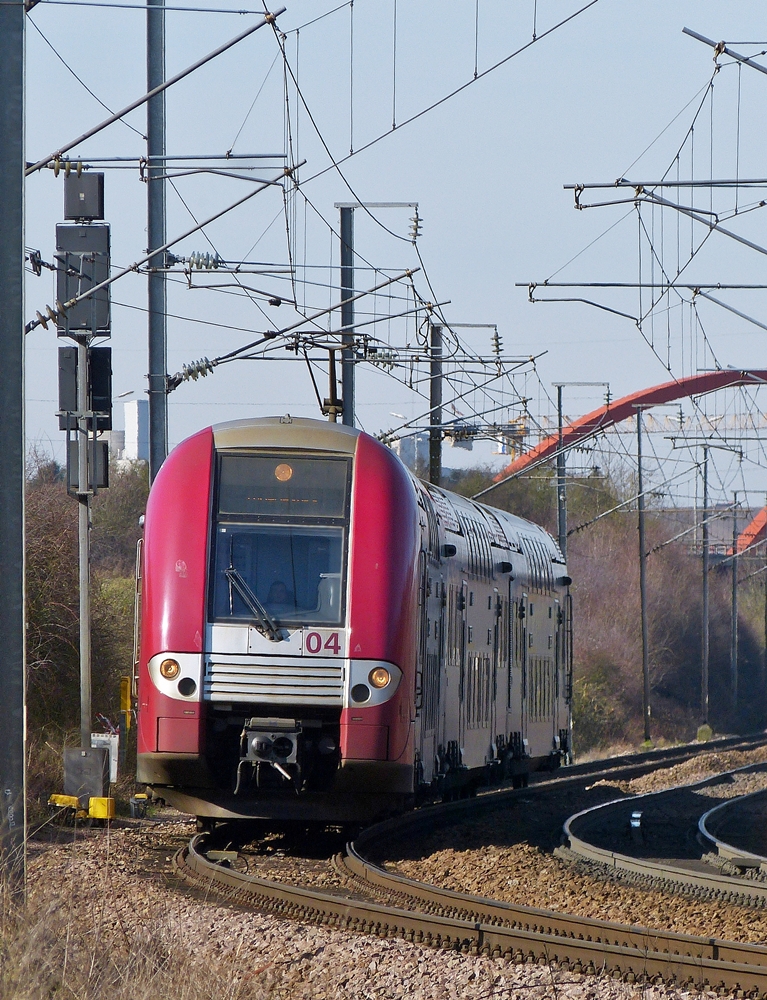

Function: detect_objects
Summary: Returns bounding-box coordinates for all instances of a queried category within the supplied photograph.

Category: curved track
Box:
[700,789,767,870]
[174,737,767,995]
[564,761,767,904]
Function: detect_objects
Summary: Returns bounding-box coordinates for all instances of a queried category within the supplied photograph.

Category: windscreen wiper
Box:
[225,567,283,642]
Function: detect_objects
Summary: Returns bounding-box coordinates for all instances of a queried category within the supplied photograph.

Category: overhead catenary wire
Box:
[26,167,291,334]
[27,17,146,139]
[25,7,285,175]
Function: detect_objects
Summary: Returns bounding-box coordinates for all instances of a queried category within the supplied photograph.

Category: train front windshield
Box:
[210,453,350,627]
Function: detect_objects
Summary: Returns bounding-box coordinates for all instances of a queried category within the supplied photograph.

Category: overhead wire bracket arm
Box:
[214,268,419,364]
[682,27,767,77]
[641,189,767,257]
[25,7,286,175]
[694,290,767,334]
[25,168,294,334]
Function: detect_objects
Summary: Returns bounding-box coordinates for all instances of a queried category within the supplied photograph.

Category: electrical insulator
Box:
[491,329,502,357]
[409,209,422,242]
[188,251,221,270]
[182,357,216,382]
[368,347,398,371]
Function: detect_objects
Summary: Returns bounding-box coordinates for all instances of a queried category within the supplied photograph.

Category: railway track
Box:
[700,788,767,871]
[563,761,767,905]
[174,735,767,995]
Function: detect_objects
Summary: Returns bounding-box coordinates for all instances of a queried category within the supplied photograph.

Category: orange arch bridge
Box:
[490,369,767,553]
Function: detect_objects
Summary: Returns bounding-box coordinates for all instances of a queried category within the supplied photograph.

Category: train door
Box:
[461,584,495,770]
[442,580,466,767]
[456,580,469,758]
[520,593,529,745]
[415,553,443,785]
[507,586,526,743]
[491,586,505,758]
[524,594,556,761]
[552,598,562,750]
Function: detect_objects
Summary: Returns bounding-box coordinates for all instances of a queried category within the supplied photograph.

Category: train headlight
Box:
[368,667,391,689]
[159,658,180,680]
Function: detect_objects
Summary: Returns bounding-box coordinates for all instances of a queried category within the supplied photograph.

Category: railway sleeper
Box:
[176,846,767,995]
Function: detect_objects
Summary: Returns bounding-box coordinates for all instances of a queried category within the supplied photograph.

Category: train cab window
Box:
[210,452,350,627]
[212,524,344,626]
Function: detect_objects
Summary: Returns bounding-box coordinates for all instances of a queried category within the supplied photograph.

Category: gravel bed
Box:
[586,748,767,796]
[382,746,767,947]
[23,814,714,1000]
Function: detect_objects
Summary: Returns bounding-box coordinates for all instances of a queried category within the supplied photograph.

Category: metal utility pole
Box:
[764,560,767,694]
[556,385,567,562]
[0,0,27,879]
[636,408,651,742]
[339,206,355,427]
[147,0,168,481]
[701,446,710,726]
[429,323,443,486]
[77,342,93,748]
[730,495,739,708]
[334,201,418,429]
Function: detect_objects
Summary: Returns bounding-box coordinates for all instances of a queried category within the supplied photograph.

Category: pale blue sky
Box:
[22,1,767,501]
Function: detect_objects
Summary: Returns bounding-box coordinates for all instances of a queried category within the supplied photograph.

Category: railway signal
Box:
[56,174,112,783]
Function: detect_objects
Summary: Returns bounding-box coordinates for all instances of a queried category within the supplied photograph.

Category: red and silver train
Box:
[135,416,572,824]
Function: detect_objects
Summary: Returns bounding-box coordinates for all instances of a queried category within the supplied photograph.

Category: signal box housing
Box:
[55,223,111,337]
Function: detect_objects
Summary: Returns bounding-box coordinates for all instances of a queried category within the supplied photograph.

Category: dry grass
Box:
[0,880,276,1000]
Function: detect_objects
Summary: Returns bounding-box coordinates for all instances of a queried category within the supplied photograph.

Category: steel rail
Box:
[174,736,767,993]
[177,835,767,992]
[339,844,767,968]
[563,762,767,902]
[699,788,767,868]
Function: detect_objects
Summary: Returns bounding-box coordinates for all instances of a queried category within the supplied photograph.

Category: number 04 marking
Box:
[304,630,342,656]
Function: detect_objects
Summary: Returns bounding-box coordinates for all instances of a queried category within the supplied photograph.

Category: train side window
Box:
[529,603,534,615]
[469,591,474,606]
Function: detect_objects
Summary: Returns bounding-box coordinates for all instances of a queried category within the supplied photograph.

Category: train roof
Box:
[211,415,360,454]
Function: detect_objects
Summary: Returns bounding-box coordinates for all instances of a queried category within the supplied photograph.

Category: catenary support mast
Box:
[429,323,442,486]
[556,385,567,561]
[147,0,168,481]
[0,0,27,881]
[731,496,739,707]
[636,407,651,742]
[340,206,355,427]
[701,446,710,726]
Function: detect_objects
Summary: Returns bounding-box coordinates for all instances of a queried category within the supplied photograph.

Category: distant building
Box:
[123,399,149,462]
[108,429,125,459]
[390,433,429,472]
